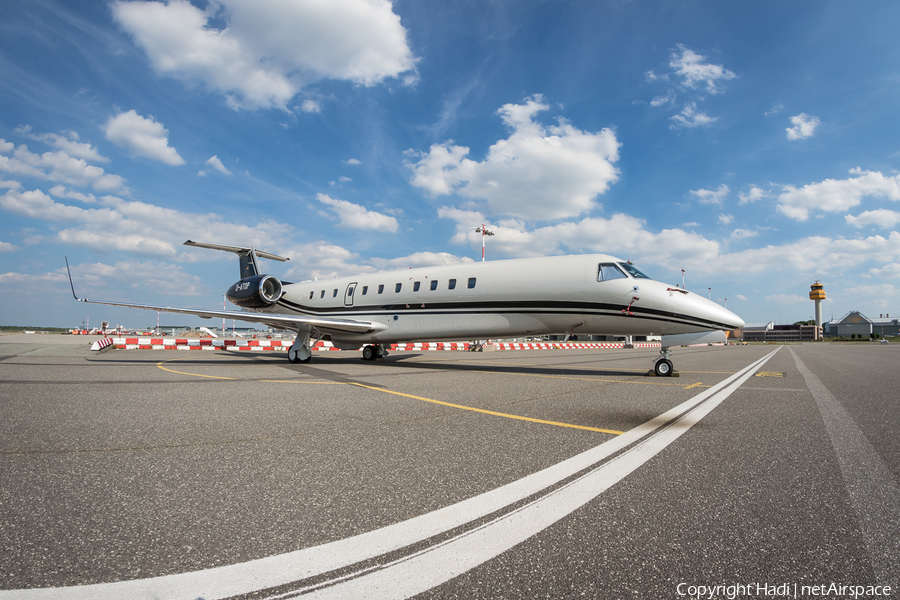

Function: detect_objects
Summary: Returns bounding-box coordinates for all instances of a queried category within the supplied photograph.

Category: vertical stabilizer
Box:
[239,250,261,278]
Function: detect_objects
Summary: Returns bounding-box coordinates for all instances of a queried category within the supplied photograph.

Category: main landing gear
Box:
[652,346,676,377]
[361,344,389,361]
[287,334,312,364]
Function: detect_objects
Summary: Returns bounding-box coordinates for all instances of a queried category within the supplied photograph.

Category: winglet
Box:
[65,257,83,301]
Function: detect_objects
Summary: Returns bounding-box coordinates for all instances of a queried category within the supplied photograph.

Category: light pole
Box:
[681,268,685,289]
[474,224,494,261]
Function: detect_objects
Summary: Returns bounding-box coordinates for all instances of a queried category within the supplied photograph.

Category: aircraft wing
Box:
[66,260,378,335]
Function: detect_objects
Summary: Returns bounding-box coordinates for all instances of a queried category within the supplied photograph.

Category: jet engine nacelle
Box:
[226,275,283,309]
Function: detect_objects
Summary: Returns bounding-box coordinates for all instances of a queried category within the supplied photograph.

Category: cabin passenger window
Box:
[618,262,650,279]
[395,283,402,293]
[413,281,421,292]
[309,292,314,300]
[333,289,338,297]
[320,290,325,298]
[362,286,368,295]
[378,284,384,294]
[448,279,457,290]
[467,277,476,289]
[597,263,627,282]
[430,280,438,291]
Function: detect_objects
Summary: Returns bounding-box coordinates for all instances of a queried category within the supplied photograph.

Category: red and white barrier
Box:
[106,338,660,353]
[90,337,115,351]
[389,342,469,351]
[492,342,661,350]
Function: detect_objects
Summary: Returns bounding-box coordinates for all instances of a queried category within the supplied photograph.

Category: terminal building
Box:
[740,322,821,342]
[824,311,900,338]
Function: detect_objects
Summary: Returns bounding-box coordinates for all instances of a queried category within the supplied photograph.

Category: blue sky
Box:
[2,0,899,329]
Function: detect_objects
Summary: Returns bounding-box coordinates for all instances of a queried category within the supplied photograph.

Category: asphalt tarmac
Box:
[1,336,898,599]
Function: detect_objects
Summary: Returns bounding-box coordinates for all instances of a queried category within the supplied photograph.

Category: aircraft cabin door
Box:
[344,282,357,306]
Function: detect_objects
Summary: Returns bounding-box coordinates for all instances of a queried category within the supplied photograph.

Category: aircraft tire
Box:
[362,345,376,361]
[288,348,311,364]
[654,358,673,377]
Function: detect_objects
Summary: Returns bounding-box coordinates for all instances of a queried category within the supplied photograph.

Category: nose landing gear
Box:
[651,346,677,377]
[654,357,674,377]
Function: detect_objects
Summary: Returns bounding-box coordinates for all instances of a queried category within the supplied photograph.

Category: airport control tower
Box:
[810,281,825,328]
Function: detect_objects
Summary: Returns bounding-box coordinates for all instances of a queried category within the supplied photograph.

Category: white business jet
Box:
[67,240,744,376]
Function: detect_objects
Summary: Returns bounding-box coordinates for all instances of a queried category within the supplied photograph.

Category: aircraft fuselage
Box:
[263,254,742,348]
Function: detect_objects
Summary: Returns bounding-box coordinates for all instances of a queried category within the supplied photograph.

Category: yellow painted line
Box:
[683,382,704,390]
[350,383,624,435]
[157,359,344,385]
[157,361,238,380]
[755,371,785,378]
[443,367,690,388]
[408,357,735,379]
[156,358,623,435]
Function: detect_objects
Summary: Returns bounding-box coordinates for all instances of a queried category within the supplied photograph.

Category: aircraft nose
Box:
[686,292,744,330]
[710,301,745,329]
[727,310,745,329]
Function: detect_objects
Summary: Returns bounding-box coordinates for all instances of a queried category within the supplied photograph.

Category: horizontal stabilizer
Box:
[185,240,289,279]
[183,240,289,262]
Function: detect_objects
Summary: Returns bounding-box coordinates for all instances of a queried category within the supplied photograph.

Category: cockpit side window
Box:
[597,263,627,282]
[618,262,650,279]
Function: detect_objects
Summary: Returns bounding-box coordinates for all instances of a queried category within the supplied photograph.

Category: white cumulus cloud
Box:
[14,125,109,163]
[786,113,821,140]
[316,193,399,232]
[0,186,294,257]
[777,168,900,221]
[845,209,900,229]
[104,110,185,166]
[669,44,736,93]
[408,95,621,221]
[0,136,126,193]
[690,184,730,206]
[670,102,717,129]
[111,0,418,111]
[739,186,770,204]
[205,155,232,176]
[868,263,900,278]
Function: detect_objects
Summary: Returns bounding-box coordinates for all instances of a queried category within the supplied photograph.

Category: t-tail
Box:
[183,240,289,278]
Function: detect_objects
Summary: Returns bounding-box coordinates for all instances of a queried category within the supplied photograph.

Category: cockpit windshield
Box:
[618,262,650,279]
[597,263,627,282]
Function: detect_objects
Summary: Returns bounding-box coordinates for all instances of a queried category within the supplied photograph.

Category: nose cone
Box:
[653,281,745,331]
[702,297,745,330]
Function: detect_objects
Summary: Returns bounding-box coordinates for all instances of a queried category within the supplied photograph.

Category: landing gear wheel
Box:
[362,345,376,361]
[288,347,311,364]
[654,358,673,377]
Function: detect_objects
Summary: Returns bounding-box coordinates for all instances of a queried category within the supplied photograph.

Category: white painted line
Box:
[790,347,900,591]
[0,349,780,600]
[298,348,781,599]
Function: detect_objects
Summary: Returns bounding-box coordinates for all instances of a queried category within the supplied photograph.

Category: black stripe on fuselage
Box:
[272,298,733,331]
